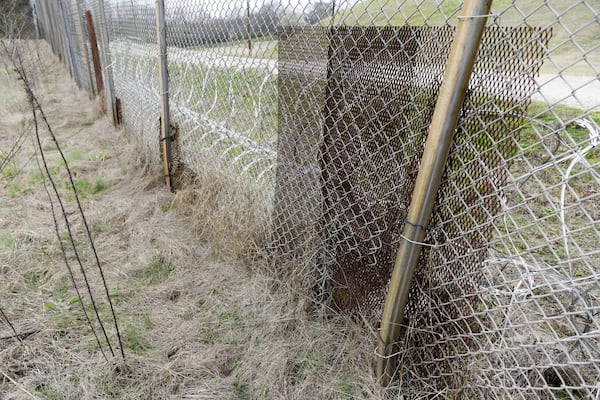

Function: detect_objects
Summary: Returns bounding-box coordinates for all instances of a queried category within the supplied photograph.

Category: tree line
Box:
[0,0,35,38]
[108,1,335,47]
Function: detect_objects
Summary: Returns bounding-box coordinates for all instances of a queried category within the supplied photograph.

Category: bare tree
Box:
[307,1,333,24]
[251,1,282,37]
[0,0,34,39]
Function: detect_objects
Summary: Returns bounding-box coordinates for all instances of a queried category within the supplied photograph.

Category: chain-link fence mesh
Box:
[34,0,600,398]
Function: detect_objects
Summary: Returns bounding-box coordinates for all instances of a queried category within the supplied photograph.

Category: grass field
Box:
[331,0,599,75]
[193,35,279,60]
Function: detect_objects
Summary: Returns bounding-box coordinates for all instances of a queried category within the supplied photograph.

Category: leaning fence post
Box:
[376,0,493,386]
[85,10,104,98]
[155,0,174,192]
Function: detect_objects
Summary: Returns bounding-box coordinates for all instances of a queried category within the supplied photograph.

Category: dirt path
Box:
[533,74,600,111]
[0,42,378,399]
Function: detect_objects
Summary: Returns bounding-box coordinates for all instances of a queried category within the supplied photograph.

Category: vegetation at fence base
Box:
[171,162,270,262]
[0,42,383,400]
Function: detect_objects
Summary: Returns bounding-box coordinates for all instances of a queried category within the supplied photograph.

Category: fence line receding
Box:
[33,0,600,398]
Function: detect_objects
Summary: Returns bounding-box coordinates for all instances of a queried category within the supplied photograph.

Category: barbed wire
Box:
[0,306,22,344]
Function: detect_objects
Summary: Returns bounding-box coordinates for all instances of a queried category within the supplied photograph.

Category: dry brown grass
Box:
[172,165,270,263]
[94,95,106,117]
[0,41,390,400]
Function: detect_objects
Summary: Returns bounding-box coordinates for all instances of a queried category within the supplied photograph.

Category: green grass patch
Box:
[0,232,13,249]
[24,269,50,290]
[1,163,19,179]
[333,380,353,398]
[91,219,105,233]
[168,61,278,142]
[141,312,153,329]
[139,254,174,285]
[123,324,151,354]
[232,379,251,400]
[89,150,111,161]
[331,0,597,74]
[520,102,600,170]
[36,386,66,400]
[160,202,172,212]
[92,179,106,194]
[8,181,23,197]
[62,178,106,201]
[44,296,85,334]
[67,150,84,162]
[192,34,278,59]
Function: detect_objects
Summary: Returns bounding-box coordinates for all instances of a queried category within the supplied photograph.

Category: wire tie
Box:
[404,219,427,230]
[375,335,396,358]
[400,234,437,248]
[457,13,495,19]
[375,349,399,360]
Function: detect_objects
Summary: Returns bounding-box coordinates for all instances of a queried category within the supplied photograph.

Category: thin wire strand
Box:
[31,138,108,361]
[30,82,126,360]
[0,306,22,344]
[399,234,437,248]
[3,40,120,359]
[456,13,495,19]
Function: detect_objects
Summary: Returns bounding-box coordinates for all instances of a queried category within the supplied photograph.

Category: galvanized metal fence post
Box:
[376,0,493,386]
[32,1,40,39]
[246,0,252,55]
[76,0,95,98]
[155,0,174,192]
[58,0,81,88]
[96,0,119,125]
[49,1,65,62]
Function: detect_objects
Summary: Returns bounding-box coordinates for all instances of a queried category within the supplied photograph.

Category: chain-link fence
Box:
[33,0,600,398]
